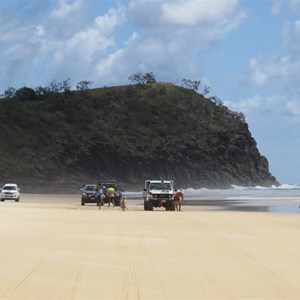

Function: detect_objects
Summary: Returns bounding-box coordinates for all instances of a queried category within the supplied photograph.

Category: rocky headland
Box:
[0,83,278,193]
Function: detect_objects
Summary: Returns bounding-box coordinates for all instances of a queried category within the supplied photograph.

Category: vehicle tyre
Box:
[170,200,175,211]
[148,200,154,211]
[0,198,4,201]
[81,198,85,206]
[144,200,148,211]
[165,201,170,211]
[15,198,20,202]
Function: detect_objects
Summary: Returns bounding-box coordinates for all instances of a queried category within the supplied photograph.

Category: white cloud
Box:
[247,54,300,87]
[0,1,127,89]
[35,25,45,37]
[286,0,300,13]
[270,1,281,16]
[51,0,83,18]
[94,49,126,81]
[246,9,300,90]
[286,100,300,116]
[129,0,244,27]
[49,6,126,82]
[128,0,245,45]
[294,19,300,35]
[225,92,300,127]
[0,0,245,90]
[94,8,124,35]
[248,59,267,86]
[94,0,245,85]
[45,0,92,41]
[224,95,262,114]
[161,0,240,25]
[270,0,300,15]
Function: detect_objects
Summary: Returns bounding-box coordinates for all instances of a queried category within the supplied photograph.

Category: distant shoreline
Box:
[8,192,299,214]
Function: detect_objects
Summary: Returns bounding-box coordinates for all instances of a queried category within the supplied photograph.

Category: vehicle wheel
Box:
[81,198,85,206]
[0,198,4,201]
[148,200,153,211]
[165,201,170,211]
[15,198,20,202]
[170,200,175,211]
[144,200,148,211]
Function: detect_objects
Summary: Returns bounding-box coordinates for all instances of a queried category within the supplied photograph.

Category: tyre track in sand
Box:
[113,212,173,300]
[182,212,300,299]
[113,214,142,300]
[0,251,49,298]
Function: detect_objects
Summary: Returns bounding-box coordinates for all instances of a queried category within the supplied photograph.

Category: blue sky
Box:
[0,0,299,184]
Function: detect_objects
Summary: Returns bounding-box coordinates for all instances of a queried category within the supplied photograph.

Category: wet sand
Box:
[0,194,300,299]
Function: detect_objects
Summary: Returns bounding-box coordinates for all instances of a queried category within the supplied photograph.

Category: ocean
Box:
[124,184,300,214]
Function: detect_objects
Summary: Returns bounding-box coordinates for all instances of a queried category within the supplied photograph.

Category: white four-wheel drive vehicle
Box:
[143,180,175,211]
[0,183,20,202]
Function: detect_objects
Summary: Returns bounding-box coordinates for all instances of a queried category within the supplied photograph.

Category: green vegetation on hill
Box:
[0,82,277,191]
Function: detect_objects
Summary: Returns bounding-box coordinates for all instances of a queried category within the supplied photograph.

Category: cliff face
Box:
[0,83,278,192]
[77,130,276,190]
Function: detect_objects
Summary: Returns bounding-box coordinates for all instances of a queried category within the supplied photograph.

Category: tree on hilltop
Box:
[128,72,156,85]
[76,80,93,91]
[181,79,201,92]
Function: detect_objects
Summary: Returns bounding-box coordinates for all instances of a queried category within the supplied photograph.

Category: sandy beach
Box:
[0,194,300,299]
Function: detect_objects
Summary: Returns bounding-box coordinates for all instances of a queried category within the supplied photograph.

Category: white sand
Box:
[0,194,300,299]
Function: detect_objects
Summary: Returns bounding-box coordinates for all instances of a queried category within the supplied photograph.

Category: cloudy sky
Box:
[0,0,299,184]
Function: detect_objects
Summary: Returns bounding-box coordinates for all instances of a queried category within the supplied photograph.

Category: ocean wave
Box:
[124,183,300,197]
[230,183,300,190]
[182,183,300,197]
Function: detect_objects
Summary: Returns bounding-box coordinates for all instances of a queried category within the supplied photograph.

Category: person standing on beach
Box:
[96,186,104,209]
[106,186,116,207]
[174,189,184,212]
[121,196,128,211]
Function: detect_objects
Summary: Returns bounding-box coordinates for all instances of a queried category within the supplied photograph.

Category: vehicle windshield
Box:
[149,182,171,190]
[85,185,97,191]
[3,186,17,190]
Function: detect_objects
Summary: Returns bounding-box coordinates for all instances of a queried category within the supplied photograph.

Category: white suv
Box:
[143,180,175,211]
[0,183,20,202]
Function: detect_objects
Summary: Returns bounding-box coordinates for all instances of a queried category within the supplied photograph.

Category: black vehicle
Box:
[99,181,123,206]
[80,184,98,206]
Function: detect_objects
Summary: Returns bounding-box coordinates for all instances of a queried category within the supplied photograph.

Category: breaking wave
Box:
[124,183,300,200]
[230,183,300,190]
